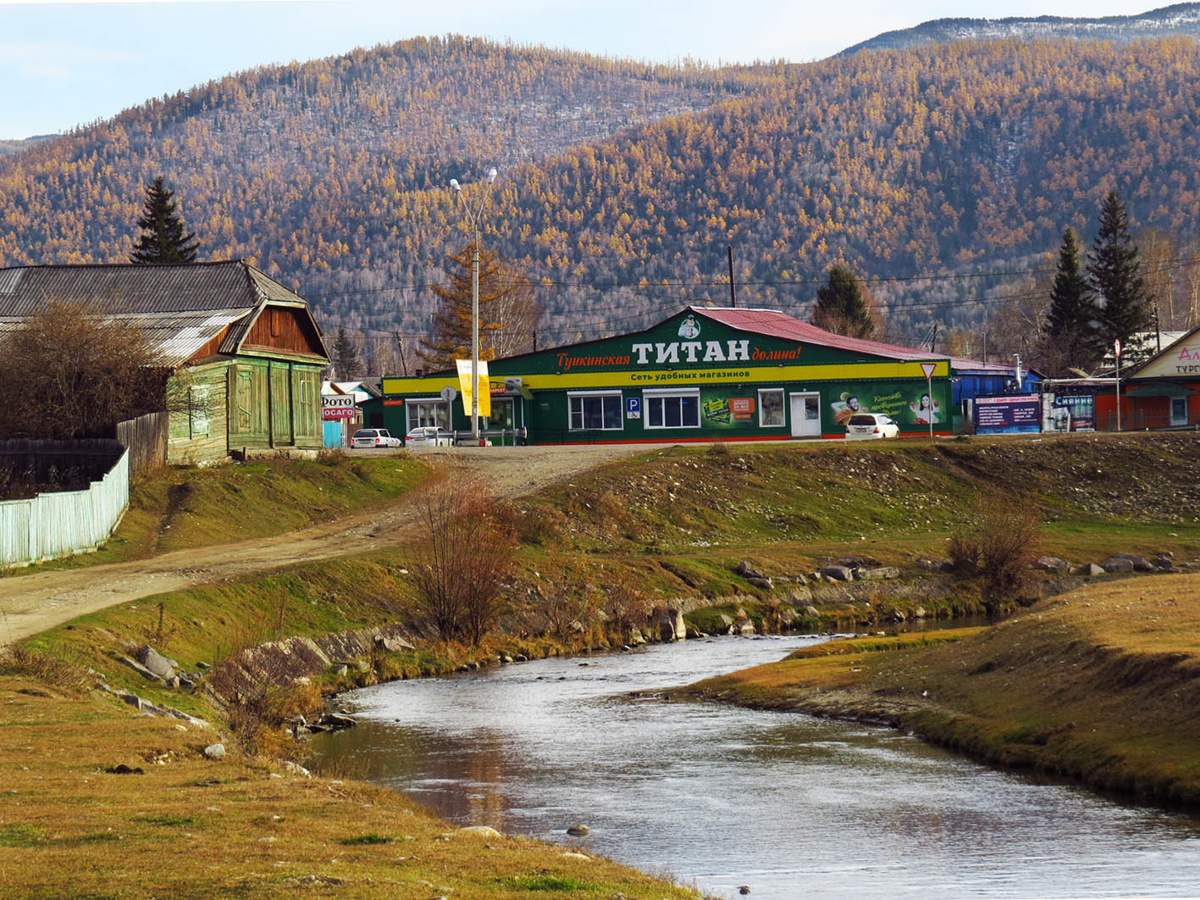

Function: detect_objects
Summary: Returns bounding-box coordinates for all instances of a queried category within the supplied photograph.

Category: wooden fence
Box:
[115,411,168,477]
[0,441,129,568]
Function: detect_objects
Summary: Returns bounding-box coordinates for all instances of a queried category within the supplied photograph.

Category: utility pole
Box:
[450,168,498,444]
[394,331,408,377]
[727,245,737,308]
[929,323,939,354]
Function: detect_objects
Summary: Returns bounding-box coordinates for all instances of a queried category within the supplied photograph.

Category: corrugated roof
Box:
[0,260,291,316]
[0,261,328,364]
[693,307,945,362]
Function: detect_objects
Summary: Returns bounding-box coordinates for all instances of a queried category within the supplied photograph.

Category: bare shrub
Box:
[949,502,1042,599]
[0,299,167,439]
[411,474,515,645]
[0,645,93,694]
[602,574,651,643]
[512,503,566,545]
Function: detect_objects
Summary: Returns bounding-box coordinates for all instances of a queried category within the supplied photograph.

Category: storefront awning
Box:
[1125,383,1198,398]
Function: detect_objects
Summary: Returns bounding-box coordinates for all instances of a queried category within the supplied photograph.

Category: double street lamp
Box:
[450,167,498,444]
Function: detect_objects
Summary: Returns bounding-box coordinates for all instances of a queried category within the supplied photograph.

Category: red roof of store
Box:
[693,306,944,362]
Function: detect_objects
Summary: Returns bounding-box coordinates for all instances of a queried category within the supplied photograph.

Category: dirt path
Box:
[0,444,654,644]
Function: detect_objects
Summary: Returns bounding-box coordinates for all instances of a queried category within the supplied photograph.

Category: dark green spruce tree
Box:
[1045,228,1101,373]
[332,324,361,378]
[130,176,199,264]
[1087,191,1150,354]
[811,264,876,339]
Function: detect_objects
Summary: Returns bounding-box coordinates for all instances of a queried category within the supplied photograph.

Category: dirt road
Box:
[0,444,656,643]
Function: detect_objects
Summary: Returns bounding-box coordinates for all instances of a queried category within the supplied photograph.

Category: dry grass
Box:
[683,572,1200,807]
[0,675,701,899]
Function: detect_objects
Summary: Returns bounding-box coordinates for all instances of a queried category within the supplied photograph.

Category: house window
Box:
[189,385,210,437]
[568,392,623,430]
[645,389,701,429]
[1171,397,1188,425]
[407,400,450,431]
[758,389,785,427]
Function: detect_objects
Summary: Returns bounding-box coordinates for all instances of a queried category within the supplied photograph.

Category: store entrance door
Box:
[488,398,516,445]
[790,393,822,437]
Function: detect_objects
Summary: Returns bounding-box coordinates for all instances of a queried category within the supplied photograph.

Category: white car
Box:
[350,428,402,449]
[845,413,900,439]
[404,426,454,447]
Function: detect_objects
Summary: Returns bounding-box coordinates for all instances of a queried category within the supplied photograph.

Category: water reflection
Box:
[310,636,1200,899]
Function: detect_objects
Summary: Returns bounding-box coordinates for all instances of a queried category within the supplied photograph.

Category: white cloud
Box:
[18,63,71,79]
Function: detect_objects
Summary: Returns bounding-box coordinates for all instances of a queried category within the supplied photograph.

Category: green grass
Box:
[0,824,43,847]
[338,833,393,845]
[503,875,597,891]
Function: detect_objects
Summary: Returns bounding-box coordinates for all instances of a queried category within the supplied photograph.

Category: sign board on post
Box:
[919,362,937,439]
[455,359,491,418]
[322,395,356,420]
[626,397,641,420]
[974,395,1041,434]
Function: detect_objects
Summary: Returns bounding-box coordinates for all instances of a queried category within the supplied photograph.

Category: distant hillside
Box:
[4,35,1200,354]
[838,2,1200,55]
[0,135,55,158]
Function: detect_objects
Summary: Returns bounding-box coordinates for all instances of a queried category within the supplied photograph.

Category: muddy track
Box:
[0,445,654,643]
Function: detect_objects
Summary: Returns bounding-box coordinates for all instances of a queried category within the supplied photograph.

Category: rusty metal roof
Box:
[0,261,328,365]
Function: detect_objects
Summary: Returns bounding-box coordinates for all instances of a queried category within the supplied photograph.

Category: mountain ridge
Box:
[837,2,1200,55]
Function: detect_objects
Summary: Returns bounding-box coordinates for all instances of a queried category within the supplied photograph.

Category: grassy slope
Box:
[521,434,1200,562]
[681,573,1200,806]
[0,673,700,899]
[2,453,430,574]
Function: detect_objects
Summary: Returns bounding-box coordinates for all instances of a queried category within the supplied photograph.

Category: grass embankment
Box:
[3,452,429,573]
[0,668,699,899]
[680,572,1200,807]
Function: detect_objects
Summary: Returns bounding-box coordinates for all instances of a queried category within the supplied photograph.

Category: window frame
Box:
[406,399,450,432]
[567,390,624,431]
[643,388,702,430]
[757,388,785,428]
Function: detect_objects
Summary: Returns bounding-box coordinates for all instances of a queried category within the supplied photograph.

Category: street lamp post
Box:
[450,167,498,444]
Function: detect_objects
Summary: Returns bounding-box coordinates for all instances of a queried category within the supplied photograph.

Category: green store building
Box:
[375,306,952,444]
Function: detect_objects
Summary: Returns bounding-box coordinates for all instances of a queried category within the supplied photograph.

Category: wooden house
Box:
[0,261,330,465]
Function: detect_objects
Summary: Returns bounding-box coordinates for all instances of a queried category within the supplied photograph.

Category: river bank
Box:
[676,571,1200,808]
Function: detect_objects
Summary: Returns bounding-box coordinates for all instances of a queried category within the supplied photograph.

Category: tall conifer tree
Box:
[331,324,361,378]
[130,176,199,265]
[1045,228,1100,372]
[811,264,876,339]
[419,243,531,371]
[1087,191,1150,352]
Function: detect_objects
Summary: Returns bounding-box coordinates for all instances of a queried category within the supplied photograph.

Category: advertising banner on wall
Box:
[455,359,491,418]
[975,395,1041,434]
[1047,393,1095,432]
[824,381,947,429]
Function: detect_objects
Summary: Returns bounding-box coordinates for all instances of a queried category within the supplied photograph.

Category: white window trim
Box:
[757,388,785,428]
[643,387,702,429]
[567,390,624,431]
[405,399,450,431]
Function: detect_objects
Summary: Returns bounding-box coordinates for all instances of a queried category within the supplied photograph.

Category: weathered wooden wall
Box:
[0,445,129,568]
[116,411,168,476]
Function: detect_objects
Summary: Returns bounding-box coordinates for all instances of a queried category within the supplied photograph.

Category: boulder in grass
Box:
[1101,557,1134,574]
[1036,556,1070,574]
[820,565,854,582]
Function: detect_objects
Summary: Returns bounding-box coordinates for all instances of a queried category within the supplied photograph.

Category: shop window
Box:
[645,390,700,429]
[758,389,785,427]
[569,392,622,430]
[407,400,450,431]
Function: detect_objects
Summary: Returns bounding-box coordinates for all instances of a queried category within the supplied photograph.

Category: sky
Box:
[0,0,1170,139]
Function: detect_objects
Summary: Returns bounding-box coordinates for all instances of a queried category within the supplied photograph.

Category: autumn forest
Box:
[5,33,1200,369]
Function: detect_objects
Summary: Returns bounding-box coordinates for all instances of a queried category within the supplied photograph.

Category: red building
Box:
[1096,327,1200,430]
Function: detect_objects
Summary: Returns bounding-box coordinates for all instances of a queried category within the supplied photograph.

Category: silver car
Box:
[404,426,454,447]
[350,428,402,449]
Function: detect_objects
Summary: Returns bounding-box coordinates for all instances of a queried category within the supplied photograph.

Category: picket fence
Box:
[0,446,129,568]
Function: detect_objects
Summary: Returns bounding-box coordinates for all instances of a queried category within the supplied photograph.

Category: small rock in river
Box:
[566,824,590,836]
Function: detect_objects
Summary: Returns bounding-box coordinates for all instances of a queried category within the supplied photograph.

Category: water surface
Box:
[310,635,1200,898]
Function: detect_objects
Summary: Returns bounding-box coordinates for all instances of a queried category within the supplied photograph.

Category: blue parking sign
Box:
[626,397,641,419]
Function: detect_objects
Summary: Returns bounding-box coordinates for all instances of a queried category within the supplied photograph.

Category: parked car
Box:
[350,428,402,449]
[844,413,900,439]
[404,426,455,447]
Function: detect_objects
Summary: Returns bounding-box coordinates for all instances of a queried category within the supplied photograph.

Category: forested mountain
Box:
[839,3,1200,56]
[4,30,1200,363]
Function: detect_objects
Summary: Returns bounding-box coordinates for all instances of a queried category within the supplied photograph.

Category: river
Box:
[309,634,1200,898]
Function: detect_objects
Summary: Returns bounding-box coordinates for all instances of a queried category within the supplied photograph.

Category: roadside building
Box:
[950,357,1042,435]
[377,306,951,444]
[0,261,329,464]
[321,380,378,447]
[1097,323,1200,430]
